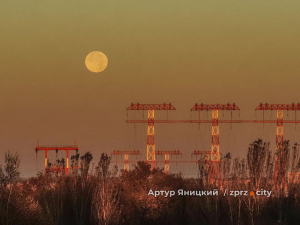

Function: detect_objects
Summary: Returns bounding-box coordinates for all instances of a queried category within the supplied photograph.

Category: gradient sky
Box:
[1,1,300,177]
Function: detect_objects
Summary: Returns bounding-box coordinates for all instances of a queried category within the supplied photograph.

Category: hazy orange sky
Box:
[1,1,300,177]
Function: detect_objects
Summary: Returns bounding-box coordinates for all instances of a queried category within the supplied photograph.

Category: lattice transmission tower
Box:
[255,103,300,187]
[111,150,141,171]
[156,150,182,174]
[127,103,176,168]
[191,103,240,186]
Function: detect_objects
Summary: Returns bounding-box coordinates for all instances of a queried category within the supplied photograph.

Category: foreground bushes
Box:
[1,139,300,225]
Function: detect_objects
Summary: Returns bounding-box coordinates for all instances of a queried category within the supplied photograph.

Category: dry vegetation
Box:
[0,139,300,225]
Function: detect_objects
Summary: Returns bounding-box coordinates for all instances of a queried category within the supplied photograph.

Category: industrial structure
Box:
[255,103,300,189]
[111,150,141,171]
[155,150,182,174]
[35,141,78,175]
[127,103,176,169]
[126,102,300,187]
[191,103,240,186]
[34,102,300,190]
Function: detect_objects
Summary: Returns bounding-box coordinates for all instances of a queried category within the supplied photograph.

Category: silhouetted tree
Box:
[92,153,120,225]
[80,152,93,176]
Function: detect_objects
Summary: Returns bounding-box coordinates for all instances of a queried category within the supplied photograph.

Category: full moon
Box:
[85,51,108,73]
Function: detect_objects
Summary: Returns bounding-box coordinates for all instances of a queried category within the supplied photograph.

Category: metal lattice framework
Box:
[126,119,300,124]
[126,102,300,185]
[127,103,176,168]
[255,103,300,186]
[156,150,182,174]
[191,150,211,156]
[191,150,211,160]
[127,103,176,111]
[191,150,223,161]
[191,103,240,186]
[35,141,78,175]
[111,150,141,171]
[191,151,211,164]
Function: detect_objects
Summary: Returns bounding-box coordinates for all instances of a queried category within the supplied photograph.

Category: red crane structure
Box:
[191,103,240,186]
[255,103,300,187]
[127,103,176,169]
[35,141,78,175]
[126,102,300,179]
[156,150,182,174]
[111,150,141,171]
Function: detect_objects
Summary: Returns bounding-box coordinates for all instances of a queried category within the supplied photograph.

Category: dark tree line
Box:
[0,139,300,225]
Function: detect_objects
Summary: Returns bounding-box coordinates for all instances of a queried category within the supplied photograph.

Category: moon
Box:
[85,51,108,73]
